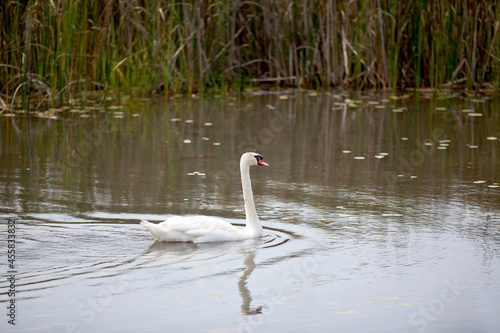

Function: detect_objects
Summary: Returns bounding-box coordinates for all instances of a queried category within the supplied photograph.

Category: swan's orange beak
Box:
[258,160,269,167]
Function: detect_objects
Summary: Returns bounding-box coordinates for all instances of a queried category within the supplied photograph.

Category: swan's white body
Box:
[140,152,268,243]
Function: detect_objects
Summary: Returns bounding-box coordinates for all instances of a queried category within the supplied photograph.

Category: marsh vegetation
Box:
[1,0,499,110]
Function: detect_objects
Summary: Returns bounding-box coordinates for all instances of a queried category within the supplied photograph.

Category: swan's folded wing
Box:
[142,215,243,242]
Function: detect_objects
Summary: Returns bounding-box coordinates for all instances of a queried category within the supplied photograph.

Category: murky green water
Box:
[1,91,500,332]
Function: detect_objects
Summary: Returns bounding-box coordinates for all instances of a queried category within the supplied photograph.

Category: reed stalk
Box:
[0,0,498,110]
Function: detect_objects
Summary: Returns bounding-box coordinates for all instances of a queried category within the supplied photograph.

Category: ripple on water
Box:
[1,213,323,302]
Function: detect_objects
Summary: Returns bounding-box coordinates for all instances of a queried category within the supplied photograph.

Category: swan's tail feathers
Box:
[139,218,195,242]
[140,219,160,239]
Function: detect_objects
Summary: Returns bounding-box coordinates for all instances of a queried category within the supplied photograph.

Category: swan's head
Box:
[242,152,269,167]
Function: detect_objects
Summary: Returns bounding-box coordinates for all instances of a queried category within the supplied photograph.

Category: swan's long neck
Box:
[240,159,262,235]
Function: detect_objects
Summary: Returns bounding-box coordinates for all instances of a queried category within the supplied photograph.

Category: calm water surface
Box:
[1,91,500,332]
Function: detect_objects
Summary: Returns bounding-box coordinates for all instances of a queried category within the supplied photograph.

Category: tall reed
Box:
[1,0,498,110]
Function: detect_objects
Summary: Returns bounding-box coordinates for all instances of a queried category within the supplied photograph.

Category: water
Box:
[1,91,499,332]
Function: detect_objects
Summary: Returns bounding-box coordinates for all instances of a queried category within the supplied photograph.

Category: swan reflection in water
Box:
[239,238,263,315]
[142,237,263,315]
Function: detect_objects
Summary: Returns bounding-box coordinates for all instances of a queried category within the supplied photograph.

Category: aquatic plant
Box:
[1,0,498,110]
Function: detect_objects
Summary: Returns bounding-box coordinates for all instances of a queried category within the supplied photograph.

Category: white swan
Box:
[140,152,269,243]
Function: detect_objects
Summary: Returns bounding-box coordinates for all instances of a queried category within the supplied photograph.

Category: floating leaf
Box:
[375,155,385,159]
[337,310,357,314]
[204,122,213,126]
[410,176,417,179]
[379,153,389,156]
[366,300,379,304]
[486,137,497,140]
[397,302,414,306]
[461,109,474,113]
[401,137,409,141]
[468,113,483,117]
[382,214,403,217]
[279,95,289,100]
[488,185,499,188]
[185,119,194,123]
[354,156,365,160]
[213,142,221,146]
[473,180,486,184]
[342,150,351,154]
[183,139,192,144]
[170,118,181,122]
[328,302,344,306]
[382,296,398,300]
[180,301,193,304]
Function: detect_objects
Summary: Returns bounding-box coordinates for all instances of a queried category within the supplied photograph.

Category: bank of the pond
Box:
[1,0,499,110]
